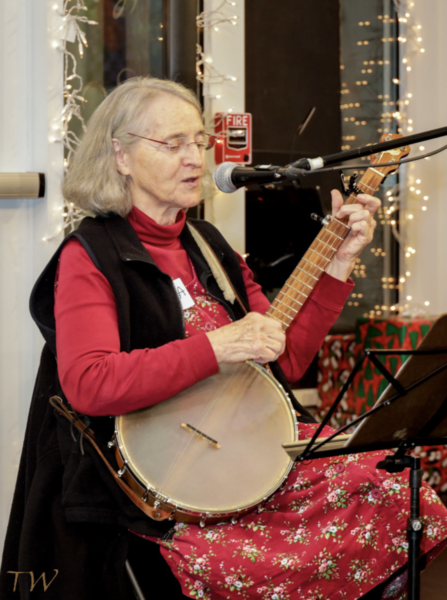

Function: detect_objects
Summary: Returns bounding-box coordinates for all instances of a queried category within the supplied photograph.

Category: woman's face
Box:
[114,93,206,224]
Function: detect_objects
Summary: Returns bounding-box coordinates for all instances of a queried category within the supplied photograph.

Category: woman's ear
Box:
[112,139,131,176]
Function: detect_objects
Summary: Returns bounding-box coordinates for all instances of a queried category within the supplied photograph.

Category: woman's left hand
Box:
[325,189,381,282]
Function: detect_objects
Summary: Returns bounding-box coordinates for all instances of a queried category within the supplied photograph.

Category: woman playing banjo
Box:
[5,77,447,600]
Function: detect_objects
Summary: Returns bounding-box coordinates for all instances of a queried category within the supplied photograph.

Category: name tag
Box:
[173,278,195,310]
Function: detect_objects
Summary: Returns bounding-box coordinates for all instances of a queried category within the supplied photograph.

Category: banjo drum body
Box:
[114,360,298,525]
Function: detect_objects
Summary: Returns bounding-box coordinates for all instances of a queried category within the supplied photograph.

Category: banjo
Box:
[111,135,410,526]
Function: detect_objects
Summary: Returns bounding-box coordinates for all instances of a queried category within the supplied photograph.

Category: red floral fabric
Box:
[142,422,447,600]
[316,318,447,493]
[183,262,233,337]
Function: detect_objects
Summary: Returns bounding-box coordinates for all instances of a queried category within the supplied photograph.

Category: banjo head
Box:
[116,361,297,518]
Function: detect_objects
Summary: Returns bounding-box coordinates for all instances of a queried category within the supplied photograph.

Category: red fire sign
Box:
[214,112,252,165]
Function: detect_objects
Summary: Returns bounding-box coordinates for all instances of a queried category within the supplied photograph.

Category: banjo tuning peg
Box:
[348,173,362,196]
[310,213,324,225]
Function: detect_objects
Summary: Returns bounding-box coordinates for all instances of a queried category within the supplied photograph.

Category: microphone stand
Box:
[290,125,447,171]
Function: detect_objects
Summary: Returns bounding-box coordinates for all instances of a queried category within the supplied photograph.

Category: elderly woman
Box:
[3,77,447,600]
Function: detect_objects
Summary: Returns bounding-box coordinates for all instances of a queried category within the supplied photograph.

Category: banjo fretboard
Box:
[265,165,390,330]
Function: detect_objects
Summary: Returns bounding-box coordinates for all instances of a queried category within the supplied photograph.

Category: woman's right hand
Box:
[205,312,286,364]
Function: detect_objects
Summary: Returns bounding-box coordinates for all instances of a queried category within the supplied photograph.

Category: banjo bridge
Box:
[181,423,221,448]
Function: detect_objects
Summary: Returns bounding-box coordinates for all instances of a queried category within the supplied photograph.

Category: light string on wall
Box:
[196,44,238,99]
[196,0,238,31]
[52,0,98,165]
[196,1,239,124]
[43,0,97,241]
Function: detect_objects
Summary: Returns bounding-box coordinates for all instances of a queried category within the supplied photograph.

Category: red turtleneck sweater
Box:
[54,207,353,416]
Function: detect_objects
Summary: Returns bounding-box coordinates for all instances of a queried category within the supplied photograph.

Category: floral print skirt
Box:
[148,423,447,600]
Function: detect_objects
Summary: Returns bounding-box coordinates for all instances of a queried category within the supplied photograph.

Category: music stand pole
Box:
[408,457,424,600]
[376,452,424,600]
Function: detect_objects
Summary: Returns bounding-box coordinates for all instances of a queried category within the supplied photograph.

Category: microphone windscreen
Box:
[212,162,238,193]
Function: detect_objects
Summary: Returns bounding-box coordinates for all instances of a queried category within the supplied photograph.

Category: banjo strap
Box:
[186,222,248,316]
[49,396,174,522]
[186,223,279,378]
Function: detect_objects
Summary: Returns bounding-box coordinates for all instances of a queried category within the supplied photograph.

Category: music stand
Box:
[283,314,447,600]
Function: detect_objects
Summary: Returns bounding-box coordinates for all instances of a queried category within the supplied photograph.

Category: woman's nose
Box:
[182,142,205,166]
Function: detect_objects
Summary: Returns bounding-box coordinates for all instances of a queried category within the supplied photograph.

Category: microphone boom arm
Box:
[292,125,447,171]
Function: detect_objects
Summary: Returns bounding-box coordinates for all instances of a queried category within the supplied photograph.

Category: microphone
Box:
[212,162,285,193]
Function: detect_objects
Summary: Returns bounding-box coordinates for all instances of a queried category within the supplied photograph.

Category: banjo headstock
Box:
[369,133,411,175]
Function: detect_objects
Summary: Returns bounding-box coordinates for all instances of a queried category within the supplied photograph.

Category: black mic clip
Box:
[283,166,306,181]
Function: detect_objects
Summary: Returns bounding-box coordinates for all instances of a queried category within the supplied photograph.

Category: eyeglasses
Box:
[127,132,217,155]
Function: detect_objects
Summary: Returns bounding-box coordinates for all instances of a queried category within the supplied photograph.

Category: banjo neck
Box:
[266,137,410,330]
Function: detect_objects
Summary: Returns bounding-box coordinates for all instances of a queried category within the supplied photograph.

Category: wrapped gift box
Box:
[351,318,433,413]
[317,333,356,429]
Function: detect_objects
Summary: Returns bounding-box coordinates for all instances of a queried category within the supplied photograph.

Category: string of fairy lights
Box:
[340,0,429,318]
[197,1,239,130]
[43,0,97,241]
[196,44,238,98]
[196,0,238,30]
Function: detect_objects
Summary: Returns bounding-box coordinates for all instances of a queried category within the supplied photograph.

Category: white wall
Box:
[0,0,63,548]
[402,0,447,315]
[203,0,245,255]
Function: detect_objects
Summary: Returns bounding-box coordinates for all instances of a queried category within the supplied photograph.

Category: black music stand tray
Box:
[283,314,447,600]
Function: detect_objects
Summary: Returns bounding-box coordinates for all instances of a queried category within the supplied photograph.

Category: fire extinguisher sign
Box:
[214,112,252,165]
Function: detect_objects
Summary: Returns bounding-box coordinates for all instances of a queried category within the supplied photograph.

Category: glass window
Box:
[338,0,400,326]
[66,0,166,143]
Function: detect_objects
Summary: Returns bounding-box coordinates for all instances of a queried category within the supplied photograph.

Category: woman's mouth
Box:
[182,176,200,186]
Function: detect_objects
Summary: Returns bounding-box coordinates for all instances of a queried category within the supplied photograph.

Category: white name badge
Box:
[173,278,195,310]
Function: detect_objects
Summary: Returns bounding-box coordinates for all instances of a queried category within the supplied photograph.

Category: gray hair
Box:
[62,77,203,217]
